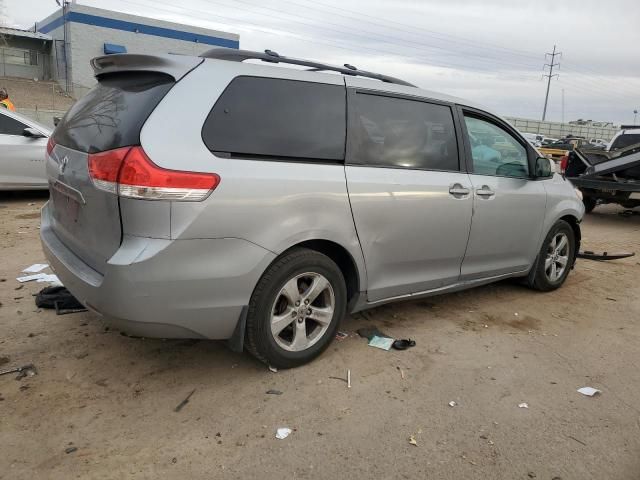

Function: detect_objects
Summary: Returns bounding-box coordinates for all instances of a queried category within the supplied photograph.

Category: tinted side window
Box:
[53,72,174,153]
[610,134,640,151]
[0,113,27,135]
[351,93,458,171]
[464,116,529,177]
[202,77,345,161]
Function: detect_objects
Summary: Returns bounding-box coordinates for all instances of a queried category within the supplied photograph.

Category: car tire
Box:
[527,220,576,292]
[245,247,347,369]
[582,195,597,214]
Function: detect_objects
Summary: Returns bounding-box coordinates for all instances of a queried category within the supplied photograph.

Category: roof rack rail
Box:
[200,48,416,87]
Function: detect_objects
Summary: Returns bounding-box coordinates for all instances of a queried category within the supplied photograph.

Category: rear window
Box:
[349,93,459,171]
[610,134,640,151]
[0,112,27,136]
[202,77,345,161]
[53,72,174,153]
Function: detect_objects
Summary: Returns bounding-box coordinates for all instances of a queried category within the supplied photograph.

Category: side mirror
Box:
[535,156,553,178]
[22,127,46,139]
[53,116,61,127]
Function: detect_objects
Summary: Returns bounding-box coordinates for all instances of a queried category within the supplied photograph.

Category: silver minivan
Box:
[41,49,584,368]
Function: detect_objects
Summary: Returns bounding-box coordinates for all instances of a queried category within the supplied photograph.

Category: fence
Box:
[16,107,68,128]
[0,47,50,80]
[505,116,619,142]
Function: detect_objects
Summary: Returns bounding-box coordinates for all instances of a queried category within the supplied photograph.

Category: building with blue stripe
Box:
[35,3,239,96]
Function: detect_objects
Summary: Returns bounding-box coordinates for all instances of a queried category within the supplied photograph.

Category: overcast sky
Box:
[4,0,639,124]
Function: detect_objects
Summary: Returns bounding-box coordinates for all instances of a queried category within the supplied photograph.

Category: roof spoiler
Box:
[91,54,203,81]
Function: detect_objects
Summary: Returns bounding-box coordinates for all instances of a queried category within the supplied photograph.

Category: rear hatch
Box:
[47,70,176,273]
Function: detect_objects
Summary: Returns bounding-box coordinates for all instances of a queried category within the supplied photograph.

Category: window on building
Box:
[202,77,346,161]
[350,93,459,171]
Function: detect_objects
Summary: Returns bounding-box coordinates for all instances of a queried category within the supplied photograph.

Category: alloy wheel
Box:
[270,272,335,352]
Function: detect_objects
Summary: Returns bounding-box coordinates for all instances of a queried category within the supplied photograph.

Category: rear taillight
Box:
[560,153,569,174]
[88,146,220,201]
[88,146,132,194]
[46,137,56,156]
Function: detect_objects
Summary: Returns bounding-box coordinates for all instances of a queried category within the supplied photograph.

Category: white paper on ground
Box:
[518,402,529,408]
[36,274,62,286]
[16,273,47,283]
[22,263,49,273]
[275,427,292,439]
[577,387,601,396]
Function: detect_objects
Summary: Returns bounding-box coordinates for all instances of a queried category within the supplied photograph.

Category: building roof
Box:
[0,26,52,41]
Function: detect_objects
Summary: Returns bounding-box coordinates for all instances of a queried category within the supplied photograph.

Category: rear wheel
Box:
[528,220,575,292]
[245,248,346,369]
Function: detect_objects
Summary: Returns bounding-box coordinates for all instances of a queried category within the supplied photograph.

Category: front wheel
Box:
[528,220,576,292]
[245,248,346,369]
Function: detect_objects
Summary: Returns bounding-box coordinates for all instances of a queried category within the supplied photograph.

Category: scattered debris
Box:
[268,366,278,373]
[36,274,62,285]
[577,387,601,397]
[368,336,394,350]
[35,286,87,313]
[514,312,519,316]
[328,375,348,384]
[335,331,349,341]
[527,472,536,478]
[22,263,49,273]
[518,403,529,409]
[397,366,405,379]
[392,339,416,350]
[265,389,283,395]
[448,401,457,407]
[275,427,292,440]
[65,447,78,454]
[356,326,390,340]
[577,250,635,261]
[14,285,23,291]
[567,435,587,446]
[605,297,617,302]
[171,457,178,464]
[16,273,47,283]
[347,369,351,389]
[408,435,418,446]
[174,389,196,412]
[0,363,37,380]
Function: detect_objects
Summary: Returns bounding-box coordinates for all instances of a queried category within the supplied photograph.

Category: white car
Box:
[0,108,51,190]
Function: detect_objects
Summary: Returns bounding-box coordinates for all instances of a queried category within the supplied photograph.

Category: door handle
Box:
[476,186,495,197]
[449,184,470,196]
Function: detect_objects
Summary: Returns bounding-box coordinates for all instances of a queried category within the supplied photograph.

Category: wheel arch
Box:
[559,214,582,265]
[285,239,361,309]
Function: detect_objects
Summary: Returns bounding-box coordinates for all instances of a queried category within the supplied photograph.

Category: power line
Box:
[542,45,561,121]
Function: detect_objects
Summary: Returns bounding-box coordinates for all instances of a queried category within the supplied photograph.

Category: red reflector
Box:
[46,137,56,156]
[560,153,569,174]
[118,147,220,190]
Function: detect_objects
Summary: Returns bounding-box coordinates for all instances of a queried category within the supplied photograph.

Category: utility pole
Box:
[542,45,561,121]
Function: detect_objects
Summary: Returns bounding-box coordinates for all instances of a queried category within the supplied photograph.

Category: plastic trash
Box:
[275,427,292,439]
[577,387,601,396]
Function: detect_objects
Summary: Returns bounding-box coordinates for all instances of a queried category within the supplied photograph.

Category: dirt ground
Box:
[1,192,639,480]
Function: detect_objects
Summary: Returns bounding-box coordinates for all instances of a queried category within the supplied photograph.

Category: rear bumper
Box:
[40,202,275,339]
